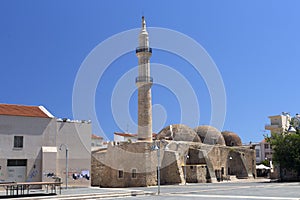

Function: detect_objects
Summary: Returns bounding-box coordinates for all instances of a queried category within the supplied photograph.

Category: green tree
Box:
[266,133,300,177]
[260,159,270,167]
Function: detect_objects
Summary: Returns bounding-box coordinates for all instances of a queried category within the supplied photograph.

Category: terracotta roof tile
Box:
[114,132,137,137]
[0,104,52,118]
[92,134,103,139]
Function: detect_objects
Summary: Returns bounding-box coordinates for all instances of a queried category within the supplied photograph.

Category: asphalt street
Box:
[127,181,300,200]
[1,180,299,200]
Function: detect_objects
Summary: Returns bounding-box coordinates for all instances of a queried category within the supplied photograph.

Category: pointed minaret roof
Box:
[139,16,149,47]
[142,16,146,30]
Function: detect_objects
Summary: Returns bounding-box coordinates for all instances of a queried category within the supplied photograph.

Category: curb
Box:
[9,190,155,200]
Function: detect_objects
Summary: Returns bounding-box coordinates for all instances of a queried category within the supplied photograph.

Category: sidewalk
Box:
[0,187,155,199]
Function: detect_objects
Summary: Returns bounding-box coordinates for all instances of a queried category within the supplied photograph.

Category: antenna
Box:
[126,123,129,133]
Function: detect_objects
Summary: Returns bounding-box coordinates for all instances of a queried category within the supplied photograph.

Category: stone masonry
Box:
[137,84,152,141]
[91,140,256,187]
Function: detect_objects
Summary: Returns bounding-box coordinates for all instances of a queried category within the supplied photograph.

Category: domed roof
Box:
[157,124,201,142]
[194,125,226,145]
[221,131,242,146]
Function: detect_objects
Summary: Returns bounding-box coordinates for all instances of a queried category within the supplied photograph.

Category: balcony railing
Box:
[136,76,153,83]
[265,124,280,130]
[136,47,152,53]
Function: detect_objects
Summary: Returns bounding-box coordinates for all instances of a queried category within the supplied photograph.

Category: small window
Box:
[118,170,124,178]
[14,136,23,148]
[256,150,260,157]
[7,159,27,166]
[264,144,269,149]
[132,169,137,178]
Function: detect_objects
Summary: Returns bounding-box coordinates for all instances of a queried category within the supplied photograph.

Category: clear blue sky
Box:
[1,1,300,143]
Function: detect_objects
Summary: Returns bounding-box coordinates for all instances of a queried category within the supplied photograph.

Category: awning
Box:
[42,146,57,153]
[256,164,271,170]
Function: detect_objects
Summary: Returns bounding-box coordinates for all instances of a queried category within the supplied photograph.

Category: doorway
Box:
[7,159,27,182]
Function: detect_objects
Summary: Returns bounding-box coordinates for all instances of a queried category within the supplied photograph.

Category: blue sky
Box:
[1,1,300,143]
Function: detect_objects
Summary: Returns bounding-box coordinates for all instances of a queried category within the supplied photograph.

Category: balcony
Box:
[135,76,153,83]
[265,124,280,130]
[136,47,152,53]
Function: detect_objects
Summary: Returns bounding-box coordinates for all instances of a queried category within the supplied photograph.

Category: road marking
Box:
[166,193,299,200]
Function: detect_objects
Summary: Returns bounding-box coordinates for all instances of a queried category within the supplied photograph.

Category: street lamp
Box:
[151,141,160,195]
[151,140,169,195]
[59,144,68,189]
[184,154,189,185]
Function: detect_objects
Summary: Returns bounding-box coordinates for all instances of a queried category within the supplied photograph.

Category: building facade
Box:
[265,113,291,134]
[254,139,273,164]
[0,104,91,187]
[264,112,300,180]
[92,134,106,151]
[92,125,256,187]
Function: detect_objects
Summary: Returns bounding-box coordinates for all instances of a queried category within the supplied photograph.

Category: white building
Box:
[265,113,291,134]
[261,112,295,163]
[0,104,91,187]
[254,113,290,165]
[253,139,273,164]
[91,134,106,151]
[113,132,137,142]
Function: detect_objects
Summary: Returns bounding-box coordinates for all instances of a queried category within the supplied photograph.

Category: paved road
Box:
[2,180,299,200]
[127,181,300,200]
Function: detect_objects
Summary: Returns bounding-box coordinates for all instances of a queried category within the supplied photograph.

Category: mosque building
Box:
[91,17,256,187]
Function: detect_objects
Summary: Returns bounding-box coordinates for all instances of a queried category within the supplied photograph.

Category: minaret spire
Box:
[136,16,153,142]
[142,16,146,30]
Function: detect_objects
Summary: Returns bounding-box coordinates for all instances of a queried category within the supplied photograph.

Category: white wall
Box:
[56,121,91,187]
[114,134,137,142]
[0,115,54,182]
[0,115,91,187]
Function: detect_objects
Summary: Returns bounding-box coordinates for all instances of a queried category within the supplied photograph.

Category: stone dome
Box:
[156,124,201,142]
[221,131,242,146]
[194,125,226,145]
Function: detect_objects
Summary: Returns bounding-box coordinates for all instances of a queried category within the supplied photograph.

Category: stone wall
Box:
[92,142,157,187]
[137,85,152,141]
[91,140,256,187]
[91,150,106,186]
[184,165,207,183]
[161,151,184,185]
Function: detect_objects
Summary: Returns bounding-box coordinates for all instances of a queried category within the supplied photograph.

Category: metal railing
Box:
[136,47,152,53]
[135,76,153,83]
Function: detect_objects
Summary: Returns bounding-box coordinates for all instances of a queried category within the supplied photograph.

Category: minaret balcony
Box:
[136,47,152,53]
[136,76,153,83]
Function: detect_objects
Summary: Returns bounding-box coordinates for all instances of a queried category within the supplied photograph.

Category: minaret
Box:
[136,16,153,142]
